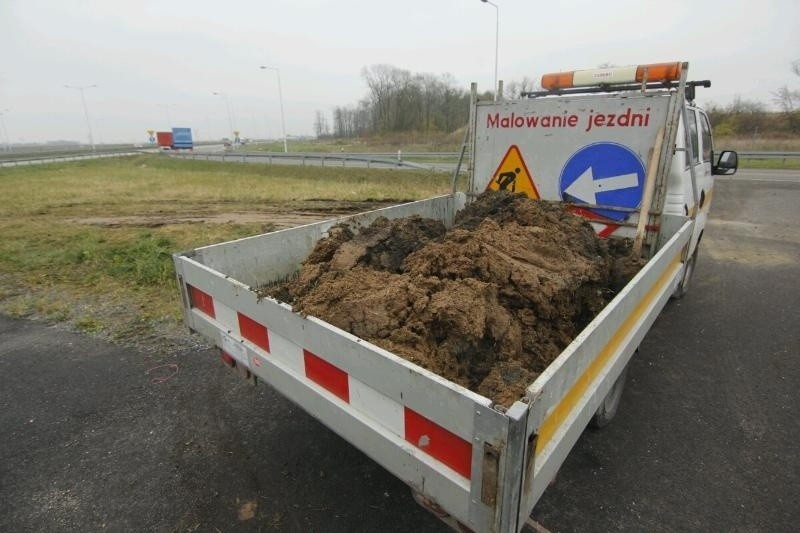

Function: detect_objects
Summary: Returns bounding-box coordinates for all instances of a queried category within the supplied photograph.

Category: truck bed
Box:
[173,193,692,531]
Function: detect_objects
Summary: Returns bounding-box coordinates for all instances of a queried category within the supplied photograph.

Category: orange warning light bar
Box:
[541,62,683,90]
[635,62,683,82]
[542,71,575,91]
[540,71,575,91]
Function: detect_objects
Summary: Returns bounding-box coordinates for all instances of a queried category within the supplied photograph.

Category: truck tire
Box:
[672,245,699,299]
[590,364,629,429]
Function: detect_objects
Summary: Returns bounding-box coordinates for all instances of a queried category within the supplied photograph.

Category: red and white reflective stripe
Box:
[303,349,350,402]
[239,312,270,352]
[188,285,215,318]
[568,206,619,237]
[404,407,472,478]
[213,301,238,335]
[186,284,473,480]
[348,376,404,437]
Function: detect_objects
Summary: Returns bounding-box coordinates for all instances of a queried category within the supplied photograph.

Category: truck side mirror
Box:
[713,150,738,175]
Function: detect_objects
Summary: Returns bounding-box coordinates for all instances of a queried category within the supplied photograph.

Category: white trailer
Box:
[173,62,737,531]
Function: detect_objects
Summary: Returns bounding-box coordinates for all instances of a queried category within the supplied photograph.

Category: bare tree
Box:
[772,86,798,113]
[327,64,471,138]
[772,59,800,112]
[313,110,329,138]
[770,59,800,133]
[505,76,539,98]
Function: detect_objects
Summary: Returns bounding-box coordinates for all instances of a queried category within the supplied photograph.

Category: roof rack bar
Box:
[522,80,710,99]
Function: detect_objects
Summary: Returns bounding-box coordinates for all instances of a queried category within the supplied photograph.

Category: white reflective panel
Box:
[348,376,405,438]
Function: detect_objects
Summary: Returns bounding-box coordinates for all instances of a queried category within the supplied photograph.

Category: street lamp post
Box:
[212,92,236,145]
[0,109,10,152]
[259,66,288,153]
[64,84,98,151]
[480,0,499,100]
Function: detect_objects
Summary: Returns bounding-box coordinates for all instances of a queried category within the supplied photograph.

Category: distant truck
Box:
[173,62,738,531]
[171,127,193,150]
[156,128,193,150]
[156,131,173,150]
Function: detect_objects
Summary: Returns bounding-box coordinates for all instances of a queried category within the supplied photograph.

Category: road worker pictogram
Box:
[486,145,540,199]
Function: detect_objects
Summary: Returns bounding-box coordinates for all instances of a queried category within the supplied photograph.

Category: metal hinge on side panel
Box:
[469,401,530,532]
[482,443,501,507]
[501,401,529,533]
[469,403,509,531]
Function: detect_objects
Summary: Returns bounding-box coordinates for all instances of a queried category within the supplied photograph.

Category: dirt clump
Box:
[267,191,642,406]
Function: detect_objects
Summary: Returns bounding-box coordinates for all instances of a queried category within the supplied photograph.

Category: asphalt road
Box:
[1,171,798,532]
[532,171,800,531]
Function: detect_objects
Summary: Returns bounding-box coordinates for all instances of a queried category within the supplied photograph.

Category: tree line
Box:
[314,65,482,138]
[316,62,800,139]
[707,60,800,137]
[706,98,799,137]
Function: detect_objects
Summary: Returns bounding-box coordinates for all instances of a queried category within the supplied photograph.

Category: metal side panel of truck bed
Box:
[517,214,690,526]
[174,192,693,532]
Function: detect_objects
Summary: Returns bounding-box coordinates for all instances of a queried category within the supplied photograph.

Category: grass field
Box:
[1,148,796,351]
[738,157,800,169]
[715,136,800,152]
[716,136,800,169]
[0,155,451,351]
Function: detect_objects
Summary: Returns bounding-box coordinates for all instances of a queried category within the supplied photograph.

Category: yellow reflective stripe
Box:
[535,253,683,456]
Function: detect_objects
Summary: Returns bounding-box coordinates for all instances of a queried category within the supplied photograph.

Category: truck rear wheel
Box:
[590,364,629,429]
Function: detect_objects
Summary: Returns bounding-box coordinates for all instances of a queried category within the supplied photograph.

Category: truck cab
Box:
[664,102,738,294]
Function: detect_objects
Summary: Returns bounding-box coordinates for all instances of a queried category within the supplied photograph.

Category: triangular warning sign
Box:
[485,145,540,199]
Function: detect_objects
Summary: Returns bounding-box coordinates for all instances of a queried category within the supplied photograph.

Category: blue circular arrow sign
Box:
[559,142,646,221]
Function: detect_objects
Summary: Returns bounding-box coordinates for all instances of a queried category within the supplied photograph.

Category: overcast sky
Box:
[1,0,798,144]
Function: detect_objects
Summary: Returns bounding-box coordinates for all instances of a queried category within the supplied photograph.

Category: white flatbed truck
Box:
[173,61,737,531]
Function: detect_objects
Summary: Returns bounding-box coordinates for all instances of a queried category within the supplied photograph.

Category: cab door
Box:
[696,110,715,219]
[684,106,714,254]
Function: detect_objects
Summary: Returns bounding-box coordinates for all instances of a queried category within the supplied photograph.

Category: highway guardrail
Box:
[0,151,142,168]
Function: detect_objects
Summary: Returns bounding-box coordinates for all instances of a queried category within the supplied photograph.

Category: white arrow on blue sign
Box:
[559,142,646,221]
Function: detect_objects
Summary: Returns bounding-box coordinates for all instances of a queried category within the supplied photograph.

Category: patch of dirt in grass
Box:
[0,201,404,358]
[270,191,644,407]
[70,200,400,229]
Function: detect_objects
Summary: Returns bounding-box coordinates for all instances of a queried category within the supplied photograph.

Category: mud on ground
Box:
[269,191,643,406]
[70,200,399,230]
